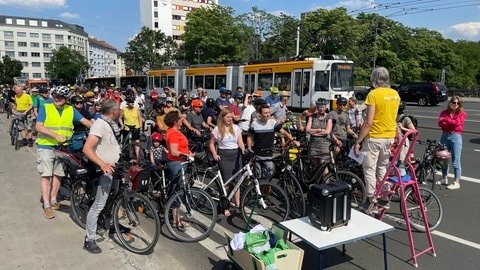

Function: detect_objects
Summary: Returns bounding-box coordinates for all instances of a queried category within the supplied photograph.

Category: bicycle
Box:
[9,116,21,150]
[190,150,290,229]
[70,160,161,254]
[415,139,451,191]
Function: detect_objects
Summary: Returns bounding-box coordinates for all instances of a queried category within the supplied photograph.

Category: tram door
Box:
[291,69,311,109]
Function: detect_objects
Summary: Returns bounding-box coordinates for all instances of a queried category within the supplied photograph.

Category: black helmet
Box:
[125,96,135,103]
[336,97,347,105]
[233,93,244,100]
[70,95,83,104]
[226,90,232,95]
[206,97,216,108]
[315,98,328,106]
[253,98,266,107]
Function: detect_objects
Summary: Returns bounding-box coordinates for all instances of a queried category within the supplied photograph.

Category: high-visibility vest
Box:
[37,103,74,146]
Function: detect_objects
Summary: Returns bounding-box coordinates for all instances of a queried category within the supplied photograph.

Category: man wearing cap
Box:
[216,87,230,113]
[185,99,210,138]
[265,87,280,107]
[83,91,96,115]
[270,91,290,124]
[329,96,357,156]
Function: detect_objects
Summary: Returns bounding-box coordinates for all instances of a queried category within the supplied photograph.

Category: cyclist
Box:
[215,87,230,113]
[70,95,95,152]
[265,86,280,107]
[36,86,92,219]
[329,96,357,157]
[119,96,143,162]
[270,91,290,124]
[82,99,122,254]
[202,98,218,129]
[13,84,34,147]
[306,98,333,170]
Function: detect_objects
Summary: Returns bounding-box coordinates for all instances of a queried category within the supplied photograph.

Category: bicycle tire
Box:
[277,173,305,219]
[401,186,443,232]
[70,179,94,229]
[323,170,367,208]
[415,163,435,188]
[164,188,217,242]
[9,121,15,145]
[14,127,20,150]
[240,181,290,228]
[113,192,161,254]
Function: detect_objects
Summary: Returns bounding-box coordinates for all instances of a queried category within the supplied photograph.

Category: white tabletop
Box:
[279,209,395,251]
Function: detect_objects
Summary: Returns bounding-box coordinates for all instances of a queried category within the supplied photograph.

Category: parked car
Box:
[397,82,448,106]
[355,87,371,100]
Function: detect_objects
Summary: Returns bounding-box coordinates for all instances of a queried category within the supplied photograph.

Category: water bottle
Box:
[398,161,407,176]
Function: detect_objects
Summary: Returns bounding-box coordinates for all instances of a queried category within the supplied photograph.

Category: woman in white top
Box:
[209,109,245,216]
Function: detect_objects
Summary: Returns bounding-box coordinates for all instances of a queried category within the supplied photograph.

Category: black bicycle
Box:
[70,160,161,254]
[415,139,451,191]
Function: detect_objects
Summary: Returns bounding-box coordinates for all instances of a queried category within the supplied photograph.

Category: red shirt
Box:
[438,109,466,133]
[166,127,189,161]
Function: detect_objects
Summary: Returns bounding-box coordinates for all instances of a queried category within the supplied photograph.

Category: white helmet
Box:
[51,86,70,97]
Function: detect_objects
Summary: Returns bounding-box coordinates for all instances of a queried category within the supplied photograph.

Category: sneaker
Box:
[51,202,62,210]
[44,207,55,219]
[436,178,448,185]
[447,182,460,190]
[109,224,131,234]
[28,140,34,147]
[83,239,102,254]
[377,200,391,210]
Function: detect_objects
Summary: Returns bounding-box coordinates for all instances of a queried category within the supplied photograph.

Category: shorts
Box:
[14,113,32,131]
[37,148,66,177]
[122,128,141,141]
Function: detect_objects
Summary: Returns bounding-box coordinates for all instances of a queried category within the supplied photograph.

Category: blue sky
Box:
[1,0,479,52]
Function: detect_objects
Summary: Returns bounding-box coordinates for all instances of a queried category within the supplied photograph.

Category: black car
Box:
[397,82,448,106]
[355,88,371,100]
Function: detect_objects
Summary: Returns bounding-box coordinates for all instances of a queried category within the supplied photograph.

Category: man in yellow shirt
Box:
[354,67,400,213]
[13,85,34,147]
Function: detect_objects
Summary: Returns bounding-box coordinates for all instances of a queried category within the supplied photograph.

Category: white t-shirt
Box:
[211,124,242,150]
[239,105,256,131]
[89,118,121,164]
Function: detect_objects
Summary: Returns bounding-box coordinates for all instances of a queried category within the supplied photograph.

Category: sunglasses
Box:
[74,102,83,104]
[337,103,346,106]
[450,101,459,105]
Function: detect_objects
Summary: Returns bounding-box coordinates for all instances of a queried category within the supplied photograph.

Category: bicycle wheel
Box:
[334,170,367,208]
[9,121,15,145]
[277,173,305,218]
[164,188,217,242]
[416,163,436,190]
[240,181,290,228]
[70,179,94,229]
[401,186,443,232]
[113,192,161,254]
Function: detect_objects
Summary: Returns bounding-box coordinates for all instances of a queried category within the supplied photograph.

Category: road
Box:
[0,101,479,269]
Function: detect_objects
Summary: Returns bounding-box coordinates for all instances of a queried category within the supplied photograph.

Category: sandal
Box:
[173,216,190,231]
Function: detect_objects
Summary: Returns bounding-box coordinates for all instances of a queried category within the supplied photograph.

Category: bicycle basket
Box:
[128,165,151,192]
[434,147,451,161]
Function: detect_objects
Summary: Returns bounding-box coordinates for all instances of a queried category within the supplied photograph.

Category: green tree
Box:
[0,56,23,85]
[45,46,89,85]
[181,5,244,64]
[122,26,177,72]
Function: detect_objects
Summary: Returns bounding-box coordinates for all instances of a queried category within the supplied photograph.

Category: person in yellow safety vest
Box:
[35,86,92,219]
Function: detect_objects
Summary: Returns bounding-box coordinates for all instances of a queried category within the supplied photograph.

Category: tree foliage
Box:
[0,56,23,85]
[45,46,89,85]
[122,26,177,72]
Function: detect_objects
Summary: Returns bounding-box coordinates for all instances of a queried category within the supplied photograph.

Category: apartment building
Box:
[140,0,218,42]
[0,15,89,80]
[88,38,121,79]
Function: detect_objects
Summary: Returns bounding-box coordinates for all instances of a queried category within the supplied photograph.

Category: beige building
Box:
[140,0,219,42]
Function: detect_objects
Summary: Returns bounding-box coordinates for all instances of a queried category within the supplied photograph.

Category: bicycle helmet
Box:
[125,96,135,103]
[166,97,174,103]
[191,99,203,107]
[219,86,227,94]
[151,132,162,142]
[269,87,279,94]
[84,91,95,98]
[51,86,70,97]
[252,90,263,97]
[253,98,266,107]
[233,93,244,100]
[279,91,290,97]
[226,90,232,95]
[336,96,347,105]
[38,87,48,94]
[206,97,216,108]
[149,90,160,102]
[70,95,83,104]
[160,93,167,98]
[315,98,328,105]
[434,148,451,161]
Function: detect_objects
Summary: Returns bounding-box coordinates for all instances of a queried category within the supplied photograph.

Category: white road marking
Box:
[473,149,480,152]
[432,231,480,250]
[436,172,480,184]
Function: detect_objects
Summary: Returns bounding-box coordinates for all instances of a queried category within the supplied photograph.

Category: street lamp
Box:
[195,48,203,64]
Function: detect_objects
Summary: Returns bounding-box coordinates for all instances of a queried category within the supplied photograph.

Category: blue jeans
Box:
[441,133,462,179]
[85,174,116,242]
[167,160,184,208]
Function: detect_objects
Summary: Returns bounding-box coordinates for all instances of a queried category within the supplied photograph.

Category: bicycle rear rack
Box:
[374,129,436,267]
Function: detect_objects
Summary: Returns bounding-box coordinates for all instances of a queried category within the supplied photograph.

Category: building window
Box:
[5,41,14,47]
[32,73,42,78]
[21,73,29,78]
[17,32,27,37]
[21,62,28,67]
[18,42,27,47]
[19,52,28,57]
[29,20,38,26]
[17,19,26,25]
[4,31,14,37]
[154,11,158,17]
[41,21,48,27]
[32,62,42,67]
[43,52,52,58]
[55,34,63,40]
[5,51,15,57]
[30,32,39,38]
[31,42,40,47]
[31,52,41,57]
[55,43,64,48]
[154,22,159,28]
[42,33,51,40]
[6,18,13,24]
[43,43,52,48]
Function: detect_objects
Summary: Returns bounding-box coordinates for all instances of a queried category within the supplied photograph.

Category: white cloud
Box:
[59,12,79,19]
[443,22,480,41]
[0,0,66,8]
[269,10,291,17]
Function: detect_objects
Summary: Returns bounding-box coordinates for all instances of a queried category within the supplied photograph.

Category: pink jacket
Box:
[438,110,466,133]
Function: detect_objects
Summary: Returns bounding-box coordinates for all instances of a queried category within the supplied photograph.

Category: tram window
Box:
[244,74,254,92]
[315,71,329,91]
[195,76,204,89]
[274,73,291,91]
[215,75,226,90]
[331,63,354,90]
[258,73,273,91]
[167,77,175,88]
[205,75,214,89]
